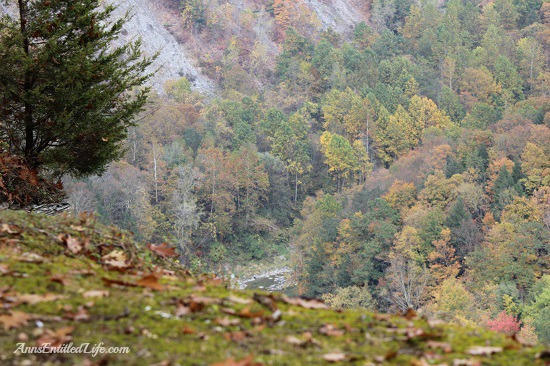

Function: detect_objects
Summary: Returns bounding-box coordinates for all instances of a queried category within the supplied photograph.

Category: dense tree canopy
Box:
[43,0,549,343]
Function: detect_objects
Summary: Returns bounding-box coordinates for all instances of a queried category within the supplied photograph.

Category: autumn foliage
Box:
[0,152,64,207]
[0,210,546,364]
[487,311,522,336]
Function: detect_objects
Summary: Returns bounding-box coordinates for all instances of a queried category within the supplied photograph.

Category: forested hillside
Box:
[1,211,547,365]
[62,0,550,344]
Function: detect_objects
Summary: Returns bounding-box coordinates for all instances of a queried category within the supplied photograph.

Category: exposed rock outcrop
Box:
[304,0,369,34]
[108,0,215,95]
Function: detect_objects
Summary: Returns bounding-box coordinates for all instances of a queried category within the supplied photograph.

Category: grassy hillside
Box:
[0,210,547,365]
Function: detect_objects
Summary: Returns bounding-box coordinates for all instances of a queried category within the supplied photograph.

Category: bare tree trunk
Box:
[152,143,158,204]
[366,117,370,162]
[132,128,137,163]
[245,159,250,227]
[18,0,36,168]
[211,170,216,214]
[294,172,298,204]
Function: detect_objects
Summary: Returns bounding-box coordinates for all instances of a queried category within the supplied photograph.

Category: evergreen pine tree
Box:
[492,165,517,219]
[512,160,525,194]
[477,143,490,174]
[445,154,465,178]
[446,197,470,229]
[0,0,154,179]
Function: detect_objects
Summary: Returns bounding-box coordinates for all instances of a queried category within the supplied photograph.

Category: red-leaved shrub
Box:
[487,311,521,335]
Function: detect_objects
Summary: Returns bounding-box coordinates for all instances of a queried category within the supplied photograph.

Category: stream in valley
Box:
[237,266,296,295]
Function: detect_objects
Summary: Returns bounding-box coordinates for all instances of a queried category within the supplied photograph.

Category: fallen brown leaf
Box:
[239,306,264,319]
[101,277,137,288]
[0,264,10,275]
[37,326,74,348]
[227,296,253,305]
[175,303,191,317]
[406,328,425,339]
[223,330,250,342]
[190,295,222,305]
[207,277,224,286]
[319,324,345,337]
[270,309,282,323]
[467,346,503,356]
[215,316,241,327]
[83,290,109,298]
[66,235,83,254]
[426,340,452,353]
[452,359,481,366]
[0,311,31,330]
[182,326,195,334]
[253,293,278,312]
[182,295,222,313]
[0,237,20,245]
[147,243,178,258]
[1,223,20,234]
[102,250,130,269]
[18,252,45,263]
[280,295,329,310]
[323,353,347,362]
[17,293,66,305]
[197,331,209,340]
[137,273,164,291]
[285,335,304,346]
[221,307,237,316]
[69,269,95,276]
[70,225,85,232]
[78,212,93,222]
[150,361,170,366]
[210,354,262,366]
[50,275,69,286]
[63,306,89,321]
[285,332,321,348]
[373,313,391,321]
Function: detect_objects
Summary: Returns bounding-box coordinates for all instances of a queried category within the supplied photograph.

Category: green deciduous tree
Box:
[516,38,544,93]
[230,145,269,229]
[467,219,548,298]
[270,112,311,203]
[431,277,474,323]
[374,105,415,165]
[524,275,550,343]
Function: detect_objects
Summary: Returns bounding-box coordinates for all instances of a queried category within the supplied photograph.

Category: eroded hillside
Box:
[109,0,215,94]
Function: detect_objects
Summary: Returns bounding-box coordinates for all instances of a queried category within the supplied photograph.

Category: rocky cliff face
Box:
[304,0,369,34]
[0,1,215,95]
[108,0,215,95]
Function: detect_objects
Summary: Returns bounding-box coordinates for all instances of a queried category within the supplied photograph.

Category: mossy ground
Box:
[0,210,547,365]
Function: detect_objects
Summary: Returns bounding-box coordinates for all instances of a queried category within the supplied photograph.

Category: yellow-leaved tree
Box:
[408,95,453,144]
[520,142,550,193]
[320,132,372,190]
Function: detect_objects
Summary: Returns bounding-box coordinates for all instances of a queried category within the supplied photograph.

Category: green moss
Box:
[0,211,547,365]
